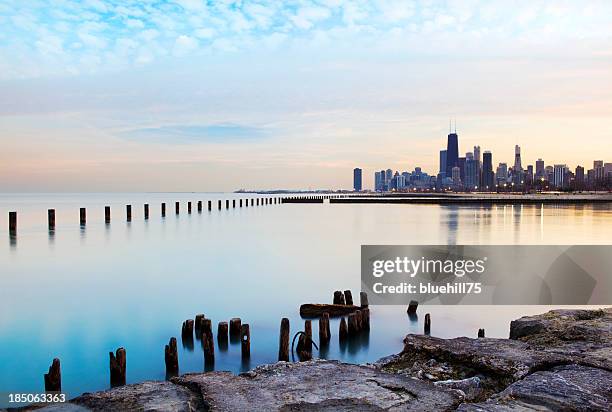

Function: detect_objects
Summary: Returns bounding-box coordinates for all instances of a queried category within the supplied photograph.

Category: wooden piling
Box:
[339,317,348,340]
[188,201,192,214]
[202,318,212,337]
[407,300,418,314]
[197,201,202,212]
[478,328,485,338]
[361,308,370,330]
[424,313,431,335]
[319,313,330,344]
[48,209,55,230]
[109,347,126,387]
[161,203,166,217]
[226,199,229,209]
[347,313,360,336]
[165,337,179,376]
[105,206,111,223]
[240,324,250,358]
[182,319,194,338]
[175,202,180,214]
[194,314,205,333]
[9,211,16,233]
[344,290,354,306]
[239,199,243,207]
[229,318,242,338]
[232,199,236,208]
[333,290,346,305]
[126,205,132,222]
[44,358,61,392]
[208,200,212,211]
[360,292,369,308]
[217,321,228,341]
[202,331,215,363]
[218,200,222,210]
[144,204,149,220]
[79,208,86,226]
[256,199,260,206]
[304,320,313,354]
[251,199,254,206]
[278,318,290,361]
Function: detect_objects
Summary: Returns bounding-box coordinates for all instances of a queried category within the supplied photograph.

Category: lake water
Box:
[1,193,611,404]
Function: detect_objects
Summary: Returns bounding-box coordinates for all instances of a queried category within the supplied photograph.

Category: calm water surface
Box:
[1,193,611,404]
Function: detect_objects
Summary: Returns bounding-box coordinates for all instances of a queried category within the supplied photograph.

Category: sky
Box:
[1,0,611,191]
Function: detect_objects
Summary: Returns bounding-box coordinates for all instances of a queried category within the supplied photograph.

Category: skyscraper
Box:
[464,152,478,189]
[439,150,447,175]
[554,164,568,188]
[482,151,494,190]
[473,145,481,187]
[575,166,584,189]
[513,145,523,185]
[374,171,382,191]
[445,131,459,178]
[353,168,362,192]
[536,159,545,178]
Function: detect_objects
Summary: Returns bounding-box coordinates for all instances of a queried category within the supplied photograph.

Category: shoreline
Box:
[22,307,612,411]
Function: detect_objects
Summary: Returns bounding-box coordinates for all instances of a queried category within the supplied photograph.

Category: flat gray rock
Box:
[173,360,461,411]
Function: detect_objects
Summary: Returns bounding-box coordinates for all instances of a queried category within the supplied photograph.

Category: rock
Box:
[434,377,483,402]
[456,364,612,411]
[71,381,203,411]
[173,360,461,411]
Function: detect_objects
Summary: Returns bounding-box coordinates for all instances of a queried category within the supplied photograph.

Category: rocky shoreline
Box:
[22,308,612,411]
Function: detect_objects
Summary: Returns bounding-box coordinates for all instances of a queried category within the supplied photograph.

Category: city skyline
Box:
[2,1,612,192]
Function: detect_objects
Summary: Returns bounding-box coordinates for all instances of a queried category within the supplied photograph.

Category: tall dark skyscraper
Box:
[439,150,447,175]
[482,151,494,189]
[445,131,459,178]
[353,168,362,191]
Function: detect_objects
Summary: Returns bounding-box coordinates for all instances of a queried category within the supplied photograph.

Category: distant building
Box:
[353,168,362,191]
[513,145,523,186]
[439,150,447,175]
[473,145,481,186]
[575,166,584,189]
[535,159,545,178]
[446,131,459,178]
[374,171,382,191]
[464,152,478,189]
[526,165,534,185]
[496,163,508,185]
[451,166,461,187]
[482,151,494,190]
[553,164,568,189]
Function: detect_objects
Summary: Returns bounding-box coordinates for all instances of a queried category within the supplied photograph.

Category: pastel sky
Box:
[1,0,611,191]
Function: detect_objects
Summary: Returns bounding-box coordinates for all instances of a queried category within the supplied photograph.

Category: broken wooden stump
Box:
[175,202,180,214]
[241,324,250,358]
[232,199,236,208]
[164,337,179,377]
[339,317,348,340]
[109,347,126,387]
[126,205,132,222]
[226,200,229,209]
[187,201,192,214]
[9,211,17,233]
[319,312,330,344]
[424,313,431,335]
[218,200,222,210]
[300,303,360,318]
[218,321,229,351]
[360,292,369,308]
[333,290,346,305]
[144,204,149,220]
[278,318,290,362]
[79,208,86,226]
[478,328,485,338]
[202,318,212,337]
[197,200,202,212]
[181,319,194,338]
[105,206,111,223]
[194,314,205,335]
[230,318,242,340]
[348,313,360,336]
[361,308,370,330]
[344,290,354,306]
[47,209,56,230]
[202,331,215,364]
[44,358,61,392]
[407,300,419,315]
[208,201,212,211]
[161,203,166,217]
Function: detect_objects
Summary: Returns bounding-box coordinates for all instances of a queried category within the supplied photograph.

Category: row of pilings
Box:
[6,194,348,234]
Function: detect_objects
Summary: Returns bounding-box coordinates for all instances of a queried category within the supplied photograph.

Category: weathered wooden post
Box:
[226,199,229,209]
[333,290,346,305]
[217,322,228,342]
[197,201,202,212]
[407,300,418,315]
[256,198,260,206]
[109,347,126,387]
[182,319,194,338]
[105,206,111,223]
[79,208,86,226]
[9,211,17,233]
[161,203,166,217]
[208,200,212,211]
[241,324,250,358]
[239,199,243,207]
[360,292,369,308]
[144,204,149,220]
[126,205,132,222]
[348,313,360,336]
[344,290,354,305]
[478,328,485,338]
[278,318,290,361]
[424,313,431,335]
[165,337,179,376]
[297,320,312,361]
[304,320,313,355]
[218,200,222,210]
[339,317,348,340]
[194,314,205,334]
[246,198,249,207]
[319,313,330,344]
[202,331,215,364]
[188,201,192,214]
[44,358,61,392]
[232,199,236,208]
[48,209,55,230]
[361,308,370,330]
[229,318,242,341]
[175,202,180,214]
[202,318,212,337]
[251,199,254,206]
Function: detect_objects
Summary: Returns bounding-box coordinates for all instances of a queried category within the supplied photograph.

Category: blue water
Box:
[1,193,611,404]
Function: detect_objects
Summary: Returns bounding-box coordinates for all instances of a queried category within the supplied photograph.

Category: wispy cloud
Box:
[119,123,267,144]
